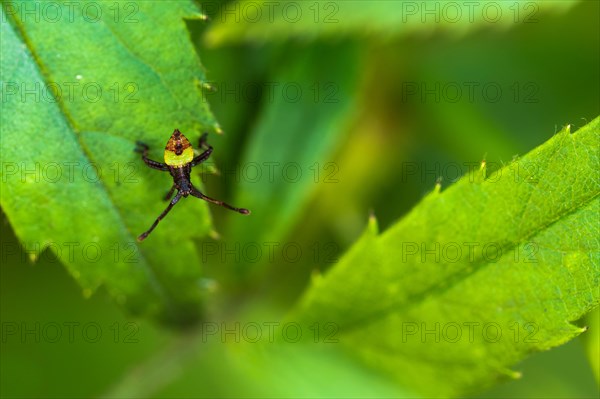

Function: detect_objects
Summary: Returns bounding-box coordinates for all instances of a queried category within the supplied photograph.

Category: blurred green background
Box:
[1,0,598,397]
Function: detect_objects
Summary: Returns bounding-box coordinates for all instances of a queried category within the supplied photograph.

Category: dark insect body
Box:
[135,129,249,241]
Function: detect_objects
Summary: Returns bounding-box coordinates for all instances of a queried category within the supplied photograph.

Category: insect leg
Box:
[190,187,249,214]
[164,184,176,201]
[135,141,169,171]
[198,132,209,149]
[191,133,213,167]
[137,192,182,241]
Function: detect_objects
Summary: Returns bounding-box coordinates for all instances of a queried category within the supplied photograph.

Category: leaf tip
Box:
[367,211,379,235]
[498,367,523,380]
[28,252,39,263]
[200,81,216,92]
[556,322,591,343]
[511,370,523,380]
[480,159,487,179]
[186,7,210,22]
[574,323,589,334]
[556,123,572,136]
[434,178,442,193]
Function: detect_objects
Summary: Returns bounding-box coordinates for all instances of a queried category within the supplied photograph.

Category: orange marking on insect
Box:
[164,129,194,167]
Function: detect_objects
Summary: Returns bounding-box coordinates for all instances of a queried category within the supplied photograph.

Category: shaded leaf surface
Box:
[226,44,360,258]
[205,0,577,45]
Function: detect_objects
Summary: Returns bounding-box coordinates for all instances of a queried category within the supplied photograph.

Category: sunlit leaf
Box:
[0,1,220,325]
[288,117,600,396]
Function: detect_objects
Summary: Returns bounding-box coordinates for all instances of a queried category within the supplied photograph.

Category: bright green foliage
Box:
[205,0,577,45]
[0,2,218,325]
[288,118,600,396]
[1,1,598,397]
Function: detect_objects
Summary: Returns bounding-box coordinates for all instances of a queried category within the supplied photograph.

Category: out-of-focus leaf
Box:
[583,308,600,385]
[0,1,220,325]
[288,117,600,396]
[205,0,577,45]
[225,43,360,264]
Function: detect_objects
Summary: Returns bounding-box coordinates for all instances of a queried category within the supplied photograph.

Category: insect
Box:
[135,129,249,241]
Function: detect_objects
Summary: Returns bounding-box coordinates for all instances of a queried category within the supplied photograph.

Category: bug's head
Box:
[164,129,194,167]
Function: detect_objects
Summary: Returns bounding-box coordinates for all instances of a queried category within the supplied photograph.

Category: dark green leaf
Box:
[226,43,360,258]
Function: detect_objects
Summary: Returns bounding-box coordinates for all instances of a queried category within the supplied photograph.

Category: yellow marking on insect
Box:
[164,129,194,167]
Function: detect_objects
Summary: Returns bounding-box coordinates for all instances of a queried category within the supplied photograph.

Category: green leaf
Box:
[583,308,600,385]
[226,43,360,254]
[288,117,600,396]
[205,0,578,46]
[0,1,219,325]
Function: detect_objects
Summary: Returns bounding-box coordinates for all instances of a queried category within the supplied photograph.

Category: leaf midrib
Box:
[334,175,599,336]
[5,10,171,306]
